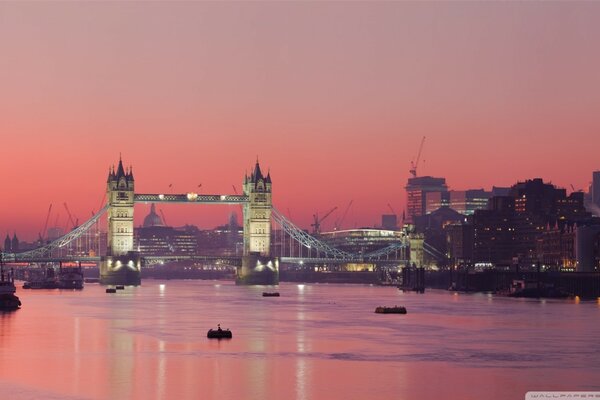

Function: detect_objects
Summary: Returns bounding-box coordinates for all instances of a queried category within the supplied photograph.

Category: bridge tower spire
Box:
[238,159,278,284]
[243,160,272,255]
[100,156,141,285]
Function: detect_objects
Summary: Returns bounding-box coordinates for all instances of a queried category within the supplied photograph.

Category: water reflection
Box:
[1,282,599,400]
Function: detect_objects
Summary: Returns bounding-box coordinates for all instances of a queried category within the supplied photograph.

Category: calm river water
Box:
[1,281,599,400]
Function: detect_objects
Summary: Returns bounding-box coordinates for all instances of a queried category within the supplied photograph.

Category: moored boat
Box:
[262,292,280,297]
[58,264,84,290]
[22,267,59,289]
[375,306,407,314]
[0,260,21,311]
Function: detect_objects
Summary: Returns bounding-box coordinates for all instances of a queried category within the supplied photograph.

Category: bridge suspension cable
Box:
[272,208,355,260]
[3,205,109,262]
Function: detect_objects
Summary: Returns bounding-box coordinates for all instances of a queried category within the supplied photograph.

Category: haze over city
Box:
[1,1,599,240]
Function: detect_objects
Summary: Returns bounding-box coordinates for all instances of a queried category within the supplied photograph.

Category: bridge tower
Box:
[100,156,141,285]
[237,160,278,285]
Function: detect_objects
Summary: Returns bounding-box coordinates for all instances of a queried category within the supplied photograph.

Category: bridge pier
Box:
[100,253,142,286]
[236,253,279,285]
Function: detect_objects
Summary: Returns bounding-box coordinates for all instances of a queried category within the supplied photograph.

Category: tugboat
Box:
[207,324,232,339]
[0,258,21,311]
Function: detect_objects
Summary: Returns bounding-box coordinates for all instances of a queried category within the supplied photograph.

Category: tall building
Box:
[405,176,448,223]
[425,191,449,214]
[593,171,600,208]
[446,222,474,265]
[449,189,491,215]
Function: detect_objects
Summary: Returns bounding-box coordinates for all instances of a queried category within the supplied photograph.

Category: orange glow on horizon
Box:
[1,2,600,241]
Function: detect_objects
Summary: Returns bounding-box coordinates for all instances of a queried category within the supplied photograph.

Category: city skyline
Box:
[2,2,600,240]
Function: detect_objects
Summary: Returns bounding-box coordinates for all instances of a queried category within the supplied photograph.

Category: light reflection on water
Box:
[1,281,599,400]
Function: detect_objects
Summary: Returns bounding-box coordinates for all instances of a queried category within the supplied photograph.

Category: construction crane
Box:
[387,203,396,215]
[311,206,337,234]
[159,209,168,226]
[409,136,426,178]
[335,200,353,230]
[39,204,53,243]
[63,203,78,230]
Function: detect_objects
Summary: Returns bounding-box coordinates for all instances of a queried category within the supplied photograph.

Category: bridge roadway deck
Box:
[134,193,248,204]
[6,255,407,266]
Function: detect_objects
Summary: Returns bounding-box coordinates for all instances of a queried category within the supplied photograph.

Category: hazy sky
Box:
[1,1,600,240]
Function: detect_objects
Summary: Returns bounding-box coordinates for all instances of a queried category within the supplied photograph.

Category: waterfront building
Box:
[471,179,591,267]
[320,228,407,256]
[536,223,576,271]
[574,225,600,272]
[446,222,474,265]
[414,207,464,266]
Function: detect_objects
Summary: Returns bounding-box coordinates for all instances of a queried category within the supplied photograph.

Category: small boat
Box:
[262,292,280,297]
[106,288,117,293]
[115,285,125,290]
[207,328,232,339]
[0,260,21,311]
[375,306,407,314]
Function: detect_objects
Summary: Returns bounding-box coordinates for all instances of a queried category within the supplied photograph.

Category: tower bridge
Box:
[2,156,420,285]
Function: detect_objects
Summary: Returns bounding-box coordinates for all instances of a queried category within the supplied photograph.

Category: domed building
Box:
[143,204,165,228]
[134,204,197,256]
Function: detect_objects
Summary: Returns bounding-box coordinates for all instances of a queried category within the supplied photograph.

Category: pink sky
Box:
[1,2,600,241]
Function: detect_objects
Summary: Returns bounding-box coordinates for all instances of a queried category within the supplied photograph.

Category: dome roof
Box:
[143,204,165,228]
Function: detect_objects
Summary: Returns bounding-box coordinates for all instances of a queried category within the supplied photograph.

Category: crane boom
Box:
[409,136,426,178]
[40,204,53,241]
[336,200,353,230]
[159,209,168,226]
[63,202,76,229]
[311,206,338,234]
[387,203,396,215]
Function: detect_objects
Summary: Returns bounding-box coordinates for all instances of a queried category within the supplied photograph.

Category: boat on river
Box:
[0,260,21,311]
[207,326,232,339]
[375,306,407,314]
[262,292,280,297]
[58,265,84,289]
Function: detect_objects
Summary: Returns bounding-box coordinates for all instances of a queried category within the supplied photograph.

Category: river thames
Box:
[1,281,599,399]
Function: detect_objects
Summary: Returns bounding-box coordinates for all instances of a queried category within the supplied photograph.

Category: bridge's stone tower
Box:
[237,160,278,285]
[100,157,141,285]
